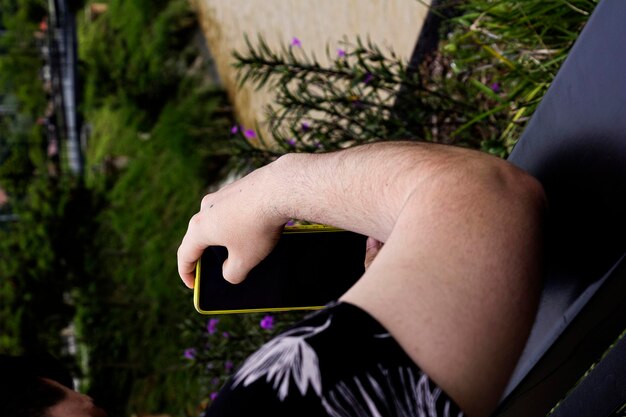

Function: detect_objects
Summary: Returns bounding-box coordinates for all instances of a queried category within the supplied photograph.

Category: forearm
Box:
[265,140,484,241]
[179,140,437,286]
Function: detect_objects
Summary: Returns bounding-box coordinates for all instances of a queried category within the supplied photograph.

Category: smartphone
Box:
[193,224,367,314]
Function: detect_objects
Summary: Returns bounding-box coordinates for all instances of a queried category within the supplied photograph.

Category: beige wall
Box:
[191,0,431,144]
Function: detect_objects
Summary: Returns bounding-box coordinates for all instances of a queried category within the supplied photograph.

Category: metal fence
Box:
[47,0,83,176]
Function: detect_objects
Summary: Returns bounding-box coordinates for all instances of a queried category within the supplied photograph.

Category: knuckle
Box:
[200,195,212,209]
[189,212,203,229]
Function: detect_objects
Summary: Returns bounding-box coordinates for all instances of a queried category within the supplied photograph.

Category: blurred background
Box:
[0,0,596,416]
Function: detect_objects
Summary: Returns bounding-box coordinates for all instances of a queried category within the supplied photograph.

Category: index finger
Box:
[177,235,204,289]
[177,215,208,288]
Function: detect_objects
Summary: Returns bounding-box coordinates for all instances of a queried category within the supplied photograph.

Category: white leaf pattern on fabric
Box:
[231,317,331,401]
[321,365,464,417]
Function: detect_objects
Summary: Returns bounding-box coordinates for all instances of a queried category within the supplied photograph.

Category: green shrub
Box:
[229,0,598,164]
[74,85,232,415]
[439,0,598,154]
[0,173,97,365]
[79,0,198,117]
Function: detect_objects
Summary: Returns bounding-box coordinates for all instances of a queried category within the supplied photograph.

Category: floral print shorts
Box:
[203,301,465,417]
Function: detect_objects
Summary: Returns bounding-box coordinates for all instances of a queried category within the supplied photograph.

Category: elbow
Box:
[417,149,548,227]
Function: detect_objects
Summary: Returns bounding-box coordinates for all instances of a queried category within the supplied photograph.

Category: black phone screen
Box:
[194,230,367,314]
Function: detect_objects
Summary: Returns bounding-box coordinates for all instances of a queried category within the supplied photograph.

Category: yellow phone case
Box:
[193,224,348,315]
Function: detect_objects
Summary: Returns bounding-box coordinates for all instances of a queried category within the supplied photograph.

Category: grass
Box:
[73,1,235,415]
[74,81,234,416]
[436,0,597,153]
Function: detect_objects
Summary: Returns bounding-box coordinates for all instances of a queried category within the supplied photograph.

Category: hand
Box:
[364,236,384,270]
[177,164,289,288]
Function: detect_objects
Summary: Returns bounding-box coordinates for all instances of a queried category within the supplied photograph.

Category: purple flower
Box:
[230,125,239,134]
[352,100,364,109]
[301,121,310,132]
[490,82,501,93]
[363,73,374,84]
[183,348,196,360]
[211,377,220,386]
[244,129,256,139]
[286,220,295,226]
[225,360,234,371]
[291,37,301,48]
[337,48,346,58]
[207,318,219,335]
[210,392,219,401]
[222,331,230,339]
[286,138,296,147]
[260,315,274,330]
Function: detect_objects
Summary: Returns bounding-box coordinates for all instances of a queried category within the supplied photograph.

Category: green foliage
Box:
[231,0,598,164]
[0,0,65,362]
[233,35,437,152]
[0,141,35,195]
[179,310,310,407]
[0,113,47,197]
[439,0,598,154]
[0,0,47,22]
[3,0,237,414]
[0,173,97,367]
[0,0,48,117]
[75,1,237,414]
[74,83,232,416]
[79,0,198,117]
[0,0,49,198]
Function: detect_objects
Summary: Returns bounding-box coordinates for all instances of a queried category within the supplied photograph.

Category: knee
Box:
[487,159,547,215]
[447,152,547,219]
[418,149,548,246]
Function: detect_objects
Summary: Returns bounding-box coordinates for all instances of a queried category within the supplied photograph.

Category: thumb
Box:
[221,234,281,284]
[364,236,383,270]
[222,251,255,284]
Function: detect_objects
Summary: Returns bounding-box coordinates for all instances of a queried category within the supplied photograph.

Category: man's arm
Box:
[178,141,506,285]
[177,140,546,417]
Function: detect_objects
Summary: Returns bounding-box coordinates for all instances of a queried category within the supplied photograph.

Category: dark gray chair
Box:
[492,0,626,415]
